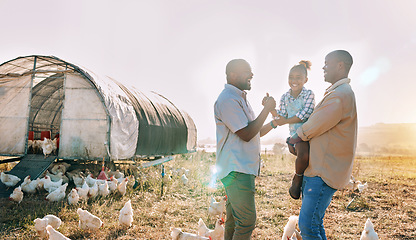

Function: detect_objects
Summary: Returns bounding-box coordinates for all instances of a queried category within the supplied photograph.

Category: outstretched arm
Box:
[236,97,276,142]
[274,115,302,126]
[259,119,276,137]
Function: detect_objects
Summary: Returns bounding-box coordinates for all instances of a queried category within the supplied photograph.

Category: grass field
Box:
[0,152,415,239]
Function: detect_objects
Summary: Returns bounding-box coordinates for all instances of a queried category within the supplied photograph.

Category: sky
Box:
[0,0,415,143]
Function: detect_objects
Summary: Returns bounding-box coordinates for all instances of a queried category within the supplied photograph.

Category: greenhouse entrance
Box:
[28,72,65,155]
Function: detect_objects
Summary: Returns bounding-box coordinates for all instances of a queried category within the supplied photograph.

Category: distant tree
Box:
[358,143,372,152]
[273,143,285,155]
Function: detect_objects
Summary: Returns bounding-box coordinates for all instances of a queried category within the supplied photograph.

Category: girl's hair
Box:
[290,60,312,77]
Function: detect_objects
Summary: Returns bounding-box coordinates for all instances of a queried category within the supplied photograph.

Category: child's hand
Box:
[274,117,286,126]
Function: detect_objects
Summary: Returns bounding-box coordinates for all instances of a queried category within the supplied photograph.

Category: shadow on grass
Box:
[67,228,94,239]
[345,194,371,212]
[105,226,128,240]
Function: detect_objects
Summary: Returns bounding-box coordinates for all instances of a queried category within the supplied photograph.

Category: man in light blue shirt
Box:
[214,59,276,239]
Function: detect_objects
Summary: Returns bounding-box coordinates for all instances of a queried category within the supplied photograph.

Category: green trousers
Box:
[221,171,256,240]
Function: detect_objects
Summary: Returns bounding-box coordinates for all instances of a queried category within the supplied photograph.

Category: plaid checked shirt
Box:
[276,87,315,121]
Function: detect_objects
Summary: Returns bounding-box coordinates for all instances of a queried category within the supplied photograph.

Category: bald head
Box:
[328,50,353,74]
[225,59,253,90]
[323,50,354,84]
[226,59,249,75]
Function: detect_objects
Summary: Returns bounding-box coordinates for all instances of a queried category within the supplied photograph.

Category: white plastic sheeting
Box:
[0,75,31,155]
[89,74,139,160]
[59,74,109,159]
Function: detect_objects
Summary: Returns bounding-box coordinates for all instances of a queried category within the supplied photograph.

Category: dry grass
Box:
[0,152,415,239]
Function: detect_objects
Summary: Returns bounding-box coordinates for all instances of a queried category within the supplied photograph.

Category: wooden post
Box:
[161,164,165,197]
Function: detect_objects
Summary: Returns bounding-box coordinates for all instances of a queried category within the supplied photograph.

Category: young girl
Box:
[271,60,315,199]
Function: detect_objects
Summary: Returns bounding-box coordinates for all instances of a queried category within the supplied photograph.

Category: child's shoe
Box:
[289,174,303,199]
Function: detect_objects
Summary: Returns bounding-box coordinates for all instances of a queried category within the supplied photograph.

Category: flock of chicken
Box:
[280,215,378,240]
[1,162,135,239]
[1,162,379,239]
[30,199,133,240]
[171,206,378,240]
[170,195,227,240]
[168,172,378,240]
[344,176,368,193]
[3,162,134,204]
[28,137,58,157]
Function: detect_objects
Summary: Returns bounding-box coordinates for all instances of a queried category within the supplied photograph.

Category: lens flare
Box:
[208,165,219,189]
[359,57,391,86]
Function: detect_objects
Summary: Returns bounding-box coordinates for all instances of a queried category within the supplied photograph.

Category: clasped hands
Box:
[261,93,276,112]
[261,93,285,126]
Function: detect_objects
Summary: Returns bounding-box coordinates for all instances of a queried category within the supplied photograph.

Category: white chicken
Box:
[68,188,80,205]
[72,174,85,188]
[181,174,188,185]
[88,181,99,198]
[360,218,379,240]
[77,208,103,231]
[197,218,224,240]
[171,227,210,240]
[9,186,23,203]
[34,214,62,239]
[76,181,90,200]
[117,177,128,196]
[51,138,58,155]
[119,200,134,227]
[208,196,227,218]
[46,225,71,240]
[85,174,96,187]
[282,216,299,240]
[98,180,110,196]
[60,162,71,170]
[108,169,124,179]
[46,171,69,184]
[50,164,67,175]
[21,175,38,194]
[108,177,118,193]
[42,176,63,193]
[357,182,368,193]
[32,140,42,154]
[86,174,106,187]
[36,179,44,192]
[171,167,180,176]
[46,183,68,202]
[66,169,84,182]
[42,137,54,157]
[1,171,21,187]
[45,171,59,182]
[289,229,302,240]
[28,140,34,151]
[177,167,190,177]
[57,172,69,184]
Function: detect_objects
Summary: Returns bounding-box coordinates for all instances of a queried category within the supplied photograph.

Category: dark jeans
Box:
[299,176,337,240]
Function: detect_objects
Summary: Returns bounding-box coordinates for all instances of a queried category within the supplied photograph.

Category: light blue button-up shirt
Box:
[214,84,261,180]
